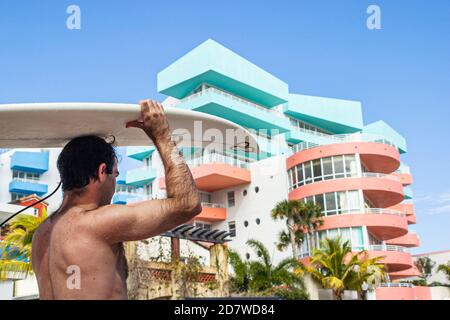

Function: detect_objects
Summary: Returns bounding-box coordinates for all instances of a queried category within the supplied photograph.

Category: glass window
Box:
[341,228,351,244]
[296,165,304,186]
[333,156,345,178]
[351,227,364,250]
[328,229,339,239]
[313,159,322,182]
[337,191,347,214]
[315,194,325,211]
[322,157,333,180]
[325,192,337,215]
[304,162,312,184]
[347,191,361,212]
[344,155,358,177]
[228,221,236,237]
[227,191,235,207]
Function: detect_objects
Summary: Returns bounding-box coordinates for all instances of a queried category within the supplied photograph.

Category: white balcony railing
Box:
[291,132,399,153]
[369,244,408,253]
[186,152,250,169]
[361,172,402,182]
[363,208,406,217]
[380,282,413,288]
[182,87,284,118]
[201,202,226,209]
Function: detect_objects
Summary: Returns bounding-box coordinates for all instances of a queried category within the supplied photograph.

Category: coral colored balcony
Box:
[392,173,413,186]
[368,245,414,272]
[386,231,420,247]
[287,142,400,174]
[389,266,422,280]
[375,284,431,300]
[316,209,408,240]
[288,174,404,208]
[160,154,251,192]
[194,203,227,222]
[389,203,416,224]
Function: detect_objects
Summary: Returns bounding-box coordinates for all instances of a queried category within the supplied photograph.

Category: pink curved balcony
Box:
[368,245,413,272]
[389,266,422,280]
[386,231,420,248]
[389,203,416,224]
[195,202,227,222]
[159,163,251,192]
[288,174,404,208]
[316,209,408,240]
[392,173,413,186]
[376,285,431,300]
[287,142,400,173]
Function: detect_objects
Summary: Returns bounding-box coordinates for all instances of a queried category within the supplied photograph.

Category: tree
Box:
[0,208,47,280]
[271,200,323,259]
[437,262,450,283]
[302,237,385,300]
[415,256,436,285]
[227,239,308,299]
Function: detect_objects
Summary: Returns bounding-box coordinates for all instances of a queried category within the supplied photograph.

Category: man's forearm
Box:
[154,136,200,208]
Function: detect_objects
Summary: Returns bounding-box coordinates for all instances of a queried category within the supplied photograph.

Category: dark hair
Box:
[57,136,117,192]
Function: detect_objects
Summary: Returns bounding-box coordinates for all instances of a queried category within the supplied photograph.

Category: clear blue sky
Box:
[1,0,449,254]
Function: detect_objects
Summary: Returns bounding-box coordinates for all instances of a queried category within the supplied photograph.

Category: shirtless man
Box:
[32,100,201,299]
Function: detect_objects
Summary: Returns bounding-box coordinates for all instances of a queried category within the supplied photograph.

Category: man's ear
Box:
[98,163,108,183]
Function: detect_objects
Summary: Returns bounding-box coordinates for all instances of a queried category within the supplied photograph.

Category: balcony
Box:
[126,146,156,161]
[159,153,251,192]
[317,208,408,240]
[8,180,48,196]
[175,87,291,134]
[283,94,363,134]
[10,151,49,174]
[388,266,422,280]
[194,203,227,222]
[287,141,400,174]
[125,167,157,187]
[386,231,420,248]
[288,173,404,208]
[367,245,414,272]
[157,39,289,107]
[375,285,431,300]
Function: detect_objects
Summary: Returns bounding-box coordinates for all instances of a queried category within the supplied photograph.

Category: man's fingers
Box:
[125,120,144,129]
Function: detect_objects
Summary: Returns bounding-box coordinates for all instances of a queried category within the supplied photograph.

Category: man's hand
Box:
[126,100,171,144]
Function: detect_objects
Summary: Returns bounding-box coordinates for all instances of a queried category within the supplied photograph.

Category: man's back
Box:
[32,206,128,300]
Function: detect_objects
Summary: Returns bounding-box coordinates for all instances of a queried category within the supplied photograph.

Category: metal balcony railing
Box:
[201,202,226,209]
[369,244,408,253]
[380,282,413,288]
[182,87,284,118]
[291,132,399,153]
[186,153,250,169]
[363,208,406,217]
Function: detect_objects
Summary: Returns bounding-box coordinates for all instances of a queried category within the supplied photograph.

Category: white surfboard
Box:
[0,103,259,152]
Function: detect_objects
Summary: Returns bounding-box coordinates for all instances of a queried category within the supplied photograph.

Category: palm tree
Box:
[437,262,450,283]
[302,237,385,300]
[0,208,47,280]
[271,200,323,259]
[228,239,308,299]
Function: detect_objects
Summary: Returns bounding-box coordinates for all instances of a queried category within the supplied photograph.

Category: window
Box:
[245,253,250,260]
[12,170,41,183]
[227,191,235,207]
[344,155,358,177]
[304,162,312,184]
[254,186,259,193]
[199,192,212,203]
[313,159,322,182]
[333,156,345,179]
[228,221,236,237]
[322,157,333,180]
[255,218,261,225]
[195,222,211,230]
[325,192,337,215]
[244,221,249,227]
[10,192,26,202]
[243,190,247,196]
[295,165,302,187]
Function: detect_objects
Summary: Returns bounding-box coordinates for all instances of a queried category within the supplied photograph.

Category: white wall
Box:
[0,281,14,300]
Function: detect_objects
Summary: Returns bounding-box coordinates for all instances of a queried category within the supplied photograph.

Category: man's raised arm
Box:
[93,100,201,243]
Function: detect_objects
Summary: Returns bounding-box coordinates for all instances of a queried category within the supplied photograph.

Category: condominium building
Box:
[0,39,428,299]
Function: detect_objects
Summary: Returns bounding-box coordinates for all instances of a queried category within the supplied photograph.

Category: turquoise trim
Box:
[125,167,157,187]
[363,121,407,154]
[284,94,363,134]
[8,180,48,196]
[176,89,291,134]
[10,151,49,174]
[157,39,289,107]
[126,146,156,161]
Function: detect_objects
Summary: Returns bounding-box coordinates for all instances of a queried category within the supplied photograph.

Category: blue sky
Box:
[0,0,449,253]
